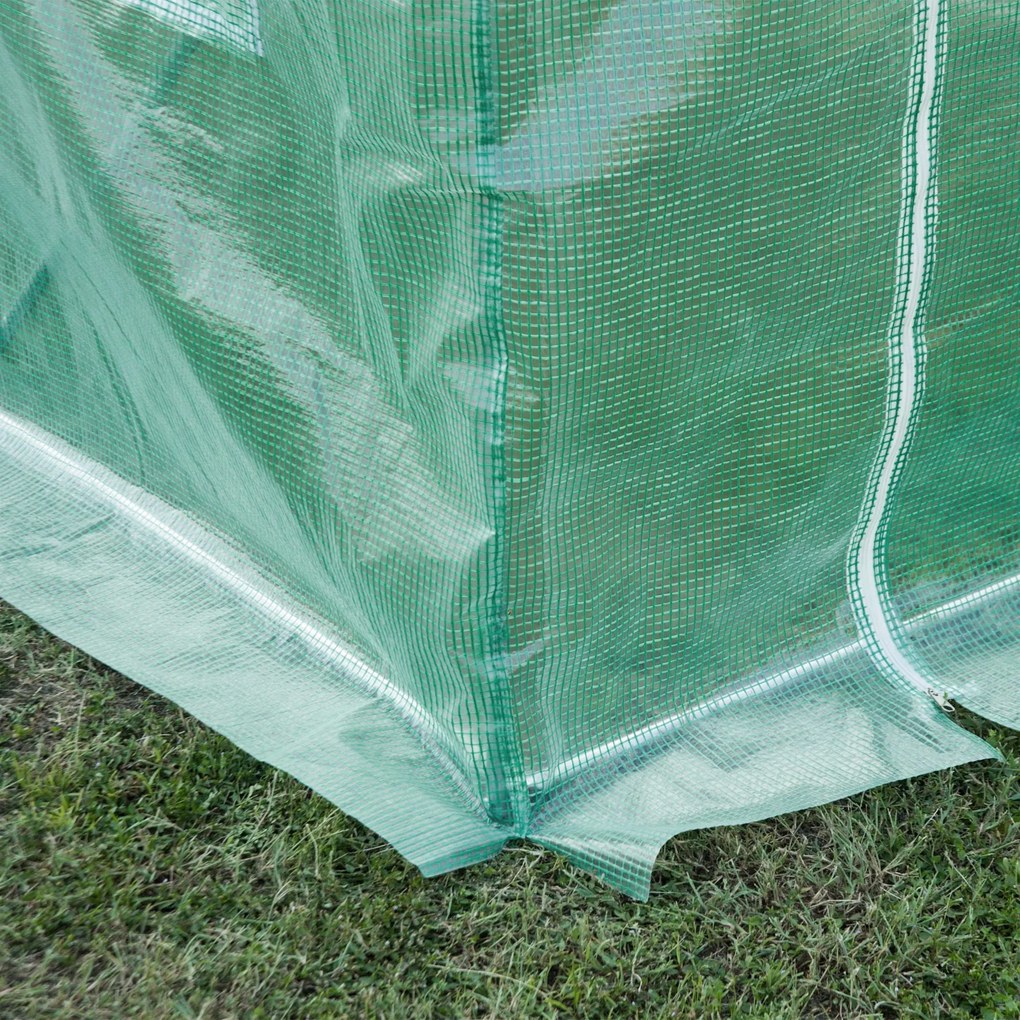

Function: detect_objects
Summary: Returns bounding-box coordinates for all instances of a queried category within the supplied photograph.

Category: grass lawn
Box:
[1,600,1018,1019]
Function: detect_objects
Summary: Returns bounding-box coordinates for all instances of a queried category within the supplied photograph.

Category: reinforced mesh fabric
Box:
[0,0,1016,897]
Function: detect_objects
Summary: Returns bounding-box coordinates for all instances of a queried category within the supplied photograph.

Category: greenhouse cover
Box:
[0,0,1017,897]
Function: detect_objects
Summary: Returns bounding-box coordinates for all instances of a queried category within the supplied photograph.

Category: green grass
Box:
[1,600,1018,1020]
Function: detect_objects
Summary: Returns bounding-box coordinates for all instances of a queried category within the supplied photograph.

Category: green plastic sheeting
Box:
[0,0,1017,898]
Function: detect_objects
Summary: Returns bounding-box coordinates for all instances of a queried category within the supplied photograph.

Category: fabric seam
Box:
[524,566,1019,793]
[471,0,528,831]
[846,0,946,703]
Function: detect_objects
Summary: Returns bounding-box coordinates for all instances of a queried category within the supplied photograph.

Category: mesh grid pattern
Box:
[0,0,1016,897]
